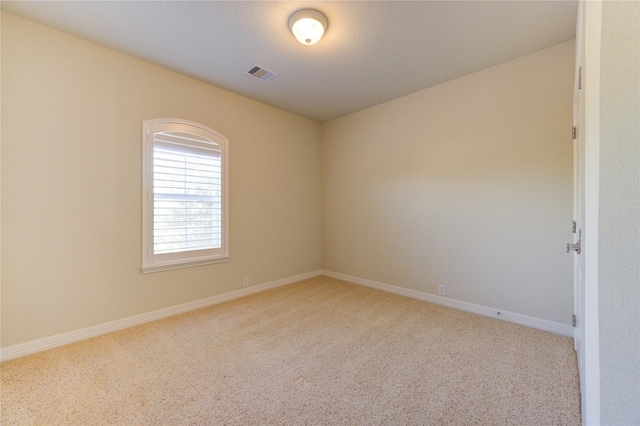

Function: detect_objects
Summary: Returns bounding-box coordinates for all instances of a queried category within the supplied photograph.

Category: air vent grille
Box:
[246,65,276,82]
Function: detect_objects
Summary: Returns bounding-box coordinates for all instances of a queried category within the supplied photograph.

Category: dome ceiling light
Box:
[288,9,328,45]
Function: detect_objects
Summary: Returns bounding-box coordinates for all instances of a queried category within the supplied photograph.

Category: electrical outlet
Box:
[431,284,437,293]
[243,277,249,287]
[438,284,446,295]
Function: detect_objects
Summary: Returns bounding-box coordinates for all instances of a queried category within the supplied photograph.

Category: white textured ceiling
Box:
[2,1,577,122]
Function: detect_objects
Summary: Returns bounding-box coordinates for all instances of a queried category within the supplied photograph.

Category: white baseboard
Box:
[323,270,573,337]
[0,270,324,362]
[1,269,572,362]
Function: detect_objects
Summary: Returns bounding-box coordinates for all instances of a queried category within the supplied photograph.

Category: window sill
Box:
[141,256,230,274]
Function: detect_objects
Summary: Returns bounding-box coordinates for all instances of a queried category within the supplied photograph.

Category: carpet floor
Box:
[1,276,581,425]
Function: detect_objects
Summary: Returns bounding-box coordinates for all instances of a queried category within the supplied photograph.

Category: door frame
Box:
[575,0,601,424]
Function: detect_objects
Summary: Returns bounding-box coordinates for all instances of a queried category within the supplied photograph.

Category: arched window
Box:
[141,119,228,273]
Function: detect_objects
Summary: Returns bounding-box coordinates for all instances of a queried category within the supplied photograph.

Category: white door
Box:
[573,1,602,422]
[572,0,585,381]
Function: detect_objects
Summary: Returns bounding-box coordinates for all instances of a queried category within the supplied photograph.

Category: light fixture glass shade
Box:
[288,9,328,45]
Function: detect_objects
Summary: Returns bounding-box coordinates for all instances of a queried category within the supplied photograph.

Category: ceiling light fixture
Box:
[288,9,328,46]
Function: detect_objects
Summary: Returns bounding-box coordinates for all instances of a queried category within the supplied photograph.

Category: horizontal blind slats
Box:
[152,137,222,255]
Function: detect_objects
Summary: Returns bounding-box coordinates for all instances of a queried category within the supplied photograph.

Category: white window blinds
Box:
[153,133,221,255]
[142,119,229,273]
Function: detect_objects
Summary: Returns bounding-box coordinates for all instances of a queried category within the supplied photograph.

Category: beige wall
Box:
[2,11,577,350]
[598,1,640,423]
[323,41,575,324]
[1,13,323,347]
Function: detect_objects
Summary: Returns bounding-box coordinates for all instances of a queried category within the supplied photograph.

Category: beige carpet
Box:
[1,276,581,425]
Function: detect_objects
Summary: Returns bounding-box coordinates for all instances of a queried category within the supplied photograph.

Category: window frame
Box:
[141,118,229,273]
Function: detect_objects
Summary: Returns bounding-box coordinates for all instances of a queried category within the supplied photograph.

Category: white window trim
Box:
[141,118,229,273]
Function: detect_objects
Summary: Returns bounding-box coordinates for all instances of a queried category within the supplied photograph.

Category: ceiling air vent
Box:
[246,65,276,82]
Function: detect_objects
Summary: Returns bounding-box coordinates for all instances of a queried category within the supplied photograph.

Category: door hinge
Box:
[572,220,577,234]
[572,314,577,327]
[578,66,582,90]
[567,229,582,254]
[572,126,577,140]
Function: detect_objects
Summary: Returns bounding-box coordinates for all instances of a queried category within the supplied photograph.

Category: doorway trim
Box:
[577,0,601,423]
